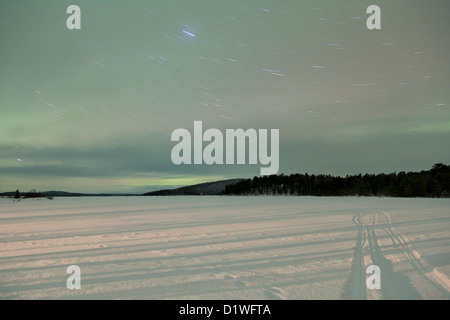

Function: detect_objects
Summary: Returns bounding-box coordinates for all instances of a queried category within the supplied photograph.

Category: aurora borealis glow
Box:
[1,0,449,193]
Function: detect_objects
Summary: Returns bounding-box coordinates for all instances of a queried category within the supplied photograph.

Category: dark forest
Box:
[223,163,450,197]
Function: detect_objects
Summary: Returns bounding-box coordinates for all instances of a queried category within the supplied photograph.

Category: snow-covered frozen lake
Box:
[0,196,449,300]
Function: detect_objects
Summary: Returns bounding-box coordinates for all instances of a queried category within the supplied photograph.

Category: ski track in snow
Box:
[344,211,450,299]
[0,196,449,300]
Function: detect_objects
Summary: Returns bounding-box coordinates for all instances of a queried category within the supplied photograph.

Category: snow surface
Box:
[0,196,449,300]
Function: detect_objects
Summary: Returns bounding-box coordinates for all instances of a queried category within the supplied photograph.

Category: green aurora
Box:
[0,0,449,193]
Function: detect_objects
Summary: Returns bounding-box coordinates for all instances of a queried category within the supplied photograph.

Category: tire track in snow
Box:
[377,211,450,296]
[263,287,286,300]
[362,212,422,299]
[342,211,445,299]
[342,214,367,299]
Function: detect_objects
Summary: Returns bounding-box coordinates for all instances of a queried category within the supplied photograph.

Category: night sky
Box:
[1,0,449,193]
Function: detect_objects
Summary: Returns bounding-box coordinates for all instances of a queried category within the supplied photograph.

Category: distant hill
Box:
[144,179,244,196]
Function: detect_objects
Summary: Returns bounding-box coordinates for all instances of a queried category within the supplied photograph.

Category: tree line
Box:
[223,163,450,197]
[1,189,53,200]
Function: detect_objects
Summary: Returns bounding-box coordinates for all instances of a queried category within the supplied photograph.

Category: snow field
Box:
[0,196,449,299]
